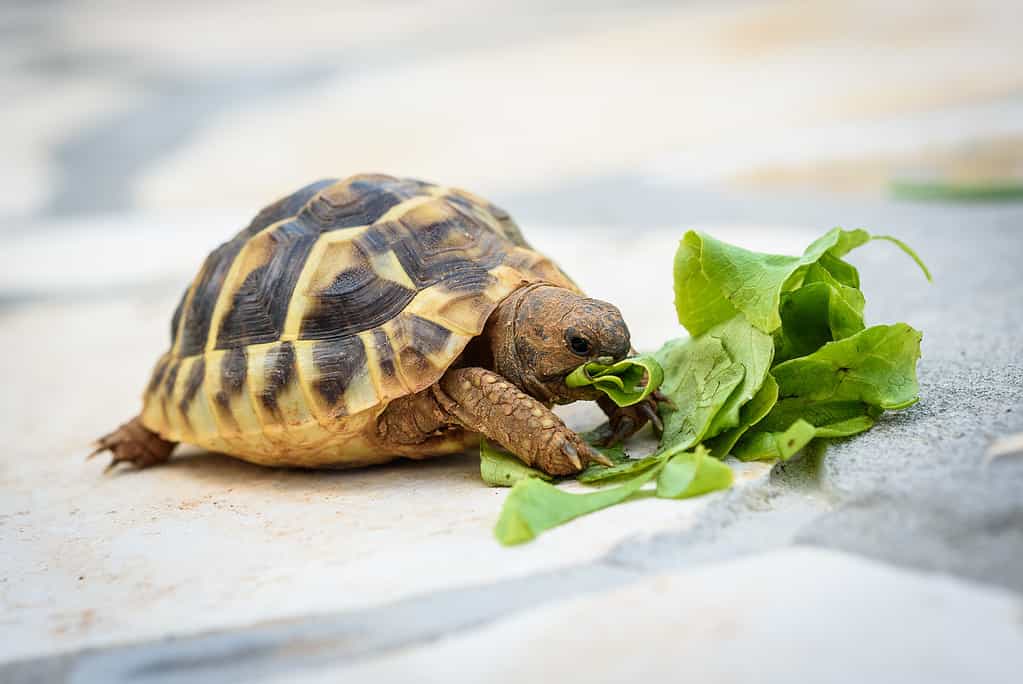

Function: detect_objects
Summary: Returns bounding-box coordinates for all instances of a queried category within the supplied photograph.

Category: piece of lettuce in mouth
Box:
[565,354,664,407]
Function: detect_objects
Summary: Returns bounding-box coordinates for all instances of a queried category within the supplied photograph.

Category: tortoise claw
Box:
[639,401,663,437]
[560,441,583,470]
[562,436,614,469]
[602,416,635,447]
[587,447,615,467]
[652,390,675,410]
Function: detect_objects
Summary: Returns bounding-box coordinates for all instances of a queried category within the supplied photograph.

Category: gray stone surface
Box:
[330,549,1023,684]
[1,563,641,684]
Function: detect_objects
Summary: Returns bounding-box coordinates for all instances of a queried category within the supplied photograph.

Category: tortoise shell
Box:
[140,174,577,467]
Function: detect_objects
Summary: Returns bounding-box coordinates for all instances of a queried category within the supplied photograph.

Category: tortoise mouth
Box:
[538,370,602,405]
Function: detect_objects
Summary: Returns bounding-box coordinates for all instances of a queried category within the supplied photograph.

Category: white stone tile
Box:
[318,548,1023,684]
[0,424,767,662]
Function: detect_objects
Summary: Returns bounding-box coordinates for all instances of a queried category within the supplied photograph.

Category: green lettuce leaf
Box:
[673,228,930,336]
[732,419,818,462]
[655,446,734,499]
[671,232,742,337]
[869,235,932,282]
[654,335,745,451]
[816,252,860,289]
[773,263,867,364]
[565,355,664,407]
[494,463,662,545]
[733,403,879,462]
[812,416,877,438]
[756,398,882,437]
[577,451,664,485]
[705,373,779,459]
[495,443,735,544]
[771,323,923,410]
[480,439,552,487]
[703,315,775,439]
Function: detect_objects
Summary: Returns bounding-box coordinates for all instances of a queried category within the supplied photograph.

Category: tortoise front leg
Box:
[597,394,664,446]
[435,367,612,476]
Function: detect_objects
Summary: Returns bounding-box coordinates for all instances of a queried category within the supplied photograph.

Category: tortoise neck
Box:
[485,283,557,404]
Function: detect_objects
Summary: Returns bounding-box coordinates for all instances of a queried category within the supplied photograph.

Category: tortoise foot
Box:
[90,416,176,473]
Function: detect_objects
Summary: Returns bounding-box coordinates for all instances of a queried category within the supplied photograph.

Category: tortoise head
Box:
[485,284,631,404]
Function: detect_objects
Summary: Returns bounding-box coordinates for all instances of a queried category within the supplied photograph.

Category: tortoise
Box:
[93,174,661,476]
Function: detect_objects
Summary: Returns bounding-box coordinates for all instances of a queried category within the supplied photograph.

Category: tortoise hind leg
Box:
[91,416,176,473]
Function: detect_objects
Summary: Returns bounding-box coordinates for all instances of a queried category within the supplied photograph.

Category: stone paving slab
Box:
[326,548,1023,684]
[7,547,1019,684]
[1,222,789,663]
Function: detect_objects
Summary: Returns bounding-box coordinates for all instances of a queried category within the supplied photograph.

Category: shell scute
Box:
[177,240,246,357]
[301,174,428,232]
[213,220,320,350]
[297,238,417,342]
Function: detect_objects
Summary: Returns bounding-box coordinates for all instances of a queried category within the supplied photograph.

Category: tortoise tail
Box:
[90,416,176,473]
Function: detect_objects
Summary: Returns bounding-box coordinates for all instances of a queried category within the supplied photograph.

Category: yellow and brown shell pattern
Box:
[140,174,577,468]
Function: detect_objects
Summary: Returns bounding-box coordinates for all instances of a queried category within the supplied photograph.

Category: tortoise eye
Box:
[567,334,592,356]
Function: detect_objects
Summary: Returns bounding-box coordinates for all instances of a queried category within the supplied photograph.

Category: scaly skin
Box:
[91,417,176,472]
[435,367,611,475]
[597,394,664,446]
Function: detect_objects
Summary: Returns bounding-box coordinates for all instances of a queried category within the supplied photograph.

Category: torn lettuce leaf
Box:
[773,277,865,364]
[494,444,733,545]
[732,419,818,462]
[653,314,773,458]
[654,335,746,451]
[577,451,663,485]
[770,323,922,410]
[480,439,552,487]
[484,434,634,489]
[705,373,779,460]
[494,463,661,545]
[729,324,922,462]
[755,398,882,437]
[703,315,775,439]
[655,445,734,499]
[673,228,930,337]
[565,354,664,407]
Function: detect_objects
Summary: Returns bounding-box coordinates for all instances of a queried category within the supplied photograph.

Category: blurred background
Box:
[3,0,1022,306]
